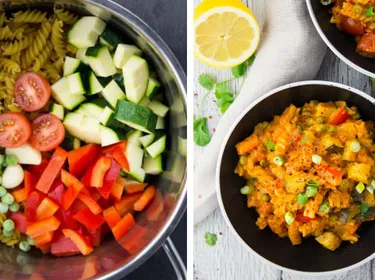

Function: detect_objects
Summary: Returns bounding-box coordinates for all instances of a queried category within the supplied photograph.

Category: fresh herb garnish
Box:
[205,232,217,246]
[215,90,234,114]
[194,118,211,146]
[232,62,247,78]
[198,74,215,90]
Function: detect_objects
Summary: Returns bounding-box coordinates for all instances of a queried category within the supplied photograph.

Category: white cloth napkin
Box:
[194,0,328,224]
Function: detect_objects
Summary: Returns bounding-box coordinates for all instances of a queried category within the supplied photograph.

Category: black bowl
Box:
[306,0,375,78]
[217,81,375,274]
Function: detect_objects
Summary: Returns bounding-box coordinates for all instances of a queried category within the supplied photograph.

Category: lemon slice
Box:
[194,0,260,68]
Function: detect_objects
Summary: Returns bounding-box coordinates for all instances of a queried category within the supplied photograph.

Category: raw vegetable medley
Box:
[0,10,169,257]
[235,101,375,251]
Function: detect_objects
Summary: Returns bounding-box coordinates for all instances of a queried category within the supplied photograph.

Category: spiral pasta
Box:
[51,19,66,57]
[11,28,24,41]
[42,63,61,84]
[32,41,53,72]
[13,10,47,23]
[0,58,21,74]
[0,13,8,27]
[54,8,79,25]
[66,43,78,55]
[1,33,33,55]
[0,214,22,247]
[0,26,14,41]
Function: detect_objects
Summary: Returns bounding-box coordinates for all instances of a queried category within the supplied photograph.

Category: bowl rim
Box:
[305,0,375,79]
[65,0,187,278]
[216,80,375,276]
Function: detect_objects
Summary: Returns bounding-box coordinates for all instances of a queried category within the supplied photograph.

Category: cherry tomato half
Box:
[0,112,31,148]
[357,32,375,57]
[30,114,65,152]
[14,73,51,112]
[341,16,365,36]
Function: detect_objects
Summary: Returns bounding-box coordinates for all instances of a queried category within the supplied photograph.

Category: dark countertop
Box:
[113,0,187,279]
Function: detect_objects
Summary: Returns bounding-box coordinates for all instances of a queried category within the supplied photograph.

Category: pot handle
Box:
[162,237,186,279]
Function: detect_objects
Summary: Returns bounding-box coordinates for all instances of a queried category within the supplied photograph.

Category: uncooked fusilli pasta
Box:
[51,19,66,57]
[13,10,47,23]
[55,8,79,25]
[0,58,21,74]
[32,41,53,72]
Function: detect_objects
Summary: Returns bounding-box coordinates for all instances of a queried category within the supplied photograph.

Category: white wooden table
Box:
[193,0,374,279]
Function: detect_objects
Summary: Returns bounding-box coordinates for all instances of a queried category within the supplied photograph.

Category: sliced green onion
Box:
[4,155,18,166]
[2,230,12,237]
[366,6,375,17]
[0,187,7,198]
[306,186,318,197]
[3,219,14,231]
[320,0,332,5]
[297,193,308,205]
[284,211,295,225]
[265,140,276,151]
[360,203,370,215]
[356,182,366,194]
[273,155,285,166]
[312,154,322,164]
[306,178,320,187]
[240,185,254,195]
[9,202,19,212]
[260,193,270,202]
[319,201,330,213]
[350,141,361,152]
[301,134,309,144]
[367,180,375,194]
[1,193,14,205]
[0,203,8,214]
[19,241,31,252]
[27,237,35,246]
[260,159,268,168]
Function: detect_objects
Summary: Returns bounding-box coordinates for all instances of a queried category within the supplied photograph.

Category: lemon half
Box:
[194,0,260,68]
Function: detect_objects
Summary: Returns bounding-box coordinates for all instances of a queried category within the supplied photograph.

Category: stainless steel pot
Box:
[0,1,187,279]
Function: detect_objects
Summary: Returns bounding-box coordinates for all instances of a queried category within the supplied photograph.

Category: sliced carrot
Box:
[111,177,125,201]
[34,231,54,248]
[12,188,27,203]
[103,206,121,228]
[112,213,135,241]
[26,216,60,238]
[134,185,156,211]
[78,194,102,215]
[61,170,84,210]
[124,180,148,194]
[62,229,94,256]
[35,197,59,221]
[24,170,36,196]
[235,134,259,155]
[36,147,68,194]
[114,192,143,216]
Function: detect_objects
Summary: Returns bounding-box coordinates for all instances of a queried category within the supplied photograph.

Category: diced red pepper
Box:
[146,190,164,221]
[62,228,94,256]
[81,256,98,279]
[68,144,101,177]
[47,180,65,205]
[114,192,143,216]
[124,180,148,194]
[112,213,135,241]
[329,107,349,125]
[27,157,49,179]
[112,147,130,172]
[73,208,105,231]
[111,177,125,201]
[134,185,156,212]
[70,198,87,213]
[82,162,95,188]
[101,141,126,154]
[295,213,317,223]
[55,208,78,229]
[36,147,68,194]
[34,231,54,248]
[24,170,36,196]
[61,170,84,210]
[99,158,120,199]
[85,228,102,247]
[26,191,45,222]
[78,194,102,215]
[27,216,61,238]
[103,206,121,228]
[90,156,112,188]
[326,166,342,178]
[12,187,27,203]
[117,225,147,255]
[51,232,80,257]
[90,189,101,202]
[8,212,27,234]
[35,197,59,221]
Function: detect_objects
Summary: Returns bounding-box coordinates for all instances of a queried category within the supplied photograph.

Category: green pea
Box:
[9,202,19,212]
[3,219,14,231]
[2,230,12,237]
[0,187,7,197]
[19,241,30,252]
[27,237,35,246]
[2,193,14,205]
[5,155,18,166]
[0,203,8,214]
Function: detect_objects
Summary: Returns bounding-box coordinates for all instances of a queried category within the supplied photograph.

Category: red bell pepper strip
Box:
[34,231,54,248]
[99,158,120,199]
[36,147,68,194]
[55,208,78,230]
[101,141,127,154]
[24,170,36,196]
[111,177,125,201]
[134,185,156,212]
[68,144,101,177]
[61,170,84,210]
[35,197,59,221]
[26,191,45,222]
[82,162,95,188]
[89,156,112,188]
[78,194,102,215]
[114,192,143,216]
[62,228,94,256]
[112,147,130,172]
[295,213,317,223]
[90,189,102,202]
[111,213,135,241]
[73,208,105,231]
[12,188,27,203]
[47,180,65,205]
[103,206,121,228]
[124,180,148,194]
[329,107,349,125]
[146,190,165,221]
[27,157,49,179]
[117,225,147,254]
[8,212,27,234]
[326,166,342,178]
[26,216,61,238]
[51,232,81,257]
[85,228,102,247]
